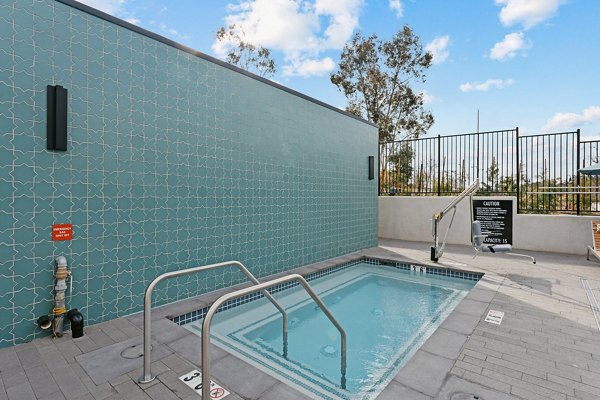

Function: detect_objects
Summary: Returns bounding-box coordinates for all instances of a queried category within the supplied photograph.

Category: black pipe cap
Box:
[67,308,85,339]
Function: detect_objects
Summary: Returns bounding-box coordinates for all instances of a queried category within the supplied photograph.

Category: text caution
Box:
[485,310,504,325]
[52,224,73,241]
[179,370,229,399]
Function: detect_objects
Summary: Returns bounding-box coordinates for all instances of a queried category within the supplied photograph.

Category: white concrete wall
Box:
[379,196,596,255]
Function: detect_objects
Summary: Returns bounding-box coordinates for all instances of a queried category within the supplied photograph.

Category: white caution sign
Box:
[179,370,230,399]
[484,310,504,325]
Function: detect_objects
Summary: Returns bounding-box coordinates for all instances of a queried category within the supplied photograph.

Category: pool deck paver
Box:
[0,239,599,400]
[372,240,600,400]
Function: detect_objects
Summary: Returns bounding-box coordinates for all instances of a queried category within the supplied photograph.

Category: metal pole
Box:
[378,143,381,196]
[201,274,347,399]
[437,135,441,196]
[138,261,288,384]
[516,127,520,213]
[577,129,581,215]
[476,132,480,181]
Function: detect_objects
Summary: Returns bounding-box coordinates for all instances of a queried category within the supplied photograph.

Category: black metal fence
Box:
[379,128,600,214]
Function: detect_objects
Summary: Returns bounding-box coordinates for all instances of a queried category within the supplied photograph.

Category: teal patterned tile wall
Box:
[0,0,378,347]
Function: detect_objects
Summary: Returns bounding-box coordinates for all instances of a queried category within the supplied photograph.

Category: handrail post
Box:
[201,274,347,399]
[295,278,347,389]
[139,281,158,383]
[138,261,288,384]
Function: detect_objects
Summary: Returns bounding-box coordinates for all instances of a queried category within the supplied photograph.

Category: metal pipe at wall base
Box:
[37,315,52,330]
[200,273,347,400]
[53,256,70,337]
[138,260,289,384]
[53,291,66,336]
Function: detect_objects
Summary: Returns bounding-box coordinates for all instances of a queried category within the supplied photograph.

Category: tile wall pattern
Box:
[0,0,378,347]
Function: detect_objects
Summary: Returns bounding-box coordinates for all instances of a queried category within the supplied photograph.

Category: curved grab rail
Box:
[138,261,288,384]
[431,178,479,261]
[201,273,347,399]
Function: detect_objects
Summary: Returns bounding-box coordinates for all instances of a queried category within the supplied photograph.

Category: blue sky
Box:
[80,0,600,138]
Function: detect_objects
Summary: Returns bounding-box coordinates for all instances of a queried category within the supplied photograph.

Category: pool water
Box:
[183,263,477,399]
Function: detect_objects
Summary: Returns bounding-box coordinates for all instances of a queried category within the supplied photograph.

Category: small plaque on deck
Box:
[484,310,504,325]
[179,370,229,399]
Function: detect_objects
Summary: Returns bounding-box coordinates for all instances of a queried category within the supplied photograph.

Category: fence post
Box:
[476,132,480,182]
[577,129,581,215]
[437,135,441,196]
[515,127,520,213]
[378,143,381,196]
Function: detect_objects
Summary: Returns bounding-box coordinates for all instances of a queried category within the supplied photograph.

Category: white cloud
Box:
[425,35,450,65]
[77,0,126,15]
[214,1,317,58]
[420,90,435,105]
[125,18,141,25]
[160,23,177,35]
[158,22,190,40]
[78,0,142,28]
[495,0,563,29]
[543,106,600,131]
[582,134,600,142]
[389,0,403,18]
[213,0,364,77]
[314,0,363,49]
[489,32,530,61]
[282,57,335,77]
[459,78,514,92]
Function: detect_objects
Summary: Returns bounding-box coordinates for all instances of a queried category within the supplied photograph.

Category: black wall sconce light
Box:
[368,156,375,180]
[47,85,68,151]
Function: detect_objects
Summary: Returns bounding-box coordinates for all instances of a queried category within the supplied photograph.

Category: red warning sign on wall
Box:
[52,224,73,241]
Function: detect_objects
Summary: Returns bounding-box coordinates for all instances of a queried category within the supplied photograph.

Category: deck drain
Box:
[120,344,151,359]
[450,394,483,400]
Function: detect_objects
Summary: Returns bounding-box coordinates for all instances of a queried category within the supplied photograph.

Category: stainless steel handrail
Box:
[431,179,479,261]
[138,261,288,384]
[201,273,347,399]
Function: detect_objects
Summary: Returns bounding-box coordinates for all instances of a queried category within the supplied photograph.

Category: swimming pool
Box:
[179,260,479,399]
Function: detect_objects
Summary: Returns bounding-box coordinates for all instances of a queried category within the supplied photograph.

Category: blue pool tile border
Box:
[169,257,483,326]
